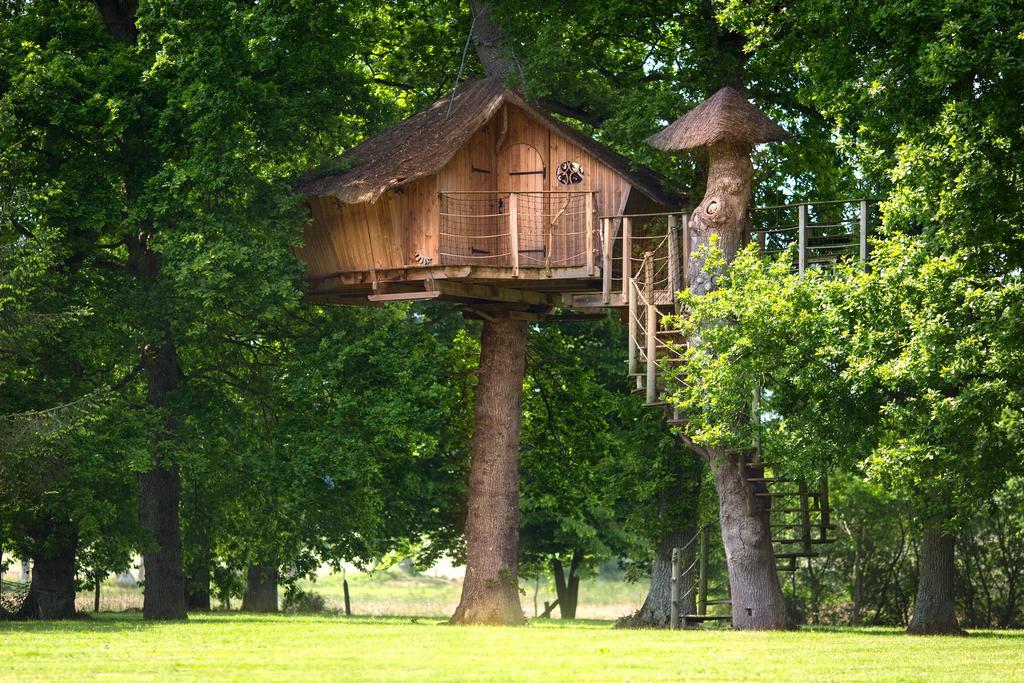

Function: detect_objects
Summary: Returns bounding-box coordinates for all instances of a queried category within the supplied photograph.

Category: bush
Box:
[282,587,326,614]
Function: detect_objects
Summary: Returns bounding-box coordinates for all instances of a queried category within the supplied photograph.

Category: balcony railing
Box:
[438,191,598,274]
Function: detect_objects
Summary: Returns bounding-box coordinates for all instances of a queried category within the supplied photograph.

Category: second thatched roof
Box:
[297,78,678,207]
[647,87,790,151]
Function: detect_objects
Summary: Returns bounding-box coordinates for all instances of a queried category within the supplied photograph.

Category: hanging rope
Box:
[446,6,478,119]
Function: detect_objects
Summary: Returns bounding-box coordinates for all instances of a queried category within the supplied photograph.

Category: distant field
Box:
[2,613,1023,682]
[0,567,650,621]
[297,570,649,620]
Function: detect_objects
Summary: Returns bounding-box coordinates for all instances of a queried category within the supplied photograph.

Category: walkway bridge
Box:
[594,198,878,624]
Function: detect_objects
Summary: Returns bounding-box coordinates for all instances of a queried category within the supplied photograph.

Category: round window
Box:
[556,161,584,185]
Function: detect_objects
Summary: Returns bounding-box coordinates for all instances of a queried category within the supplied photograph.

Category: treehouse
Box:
[296,78,679,307]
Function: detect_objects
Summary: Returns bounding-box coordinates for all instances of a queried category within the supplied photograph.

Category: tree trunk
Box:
[129,231,187,621]
[712,451,788,629]
[622,527,697,628]
[137,460,186,620]
[469,0,520,82]
[17,526,78,620]
[241,565,279,613]
[450,316,527,625]
[907,517,962,635]
[552,551,583,620]
[185,564,212,611]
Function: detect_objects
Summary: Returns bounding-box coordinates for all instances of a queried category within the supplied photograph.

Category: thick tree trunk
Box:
[552,551,582,620]
[907,517,962,635]
[17,526,78,620]
[241,565,279,613]
[684,141,788,629]
[138,460,186,620]
[129,231,188,621]
[450,316,527,625]
[712,451,788,629]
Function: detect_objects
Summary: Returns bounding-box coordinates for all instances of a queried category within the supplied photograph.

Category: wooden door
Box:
[499,143,546,266]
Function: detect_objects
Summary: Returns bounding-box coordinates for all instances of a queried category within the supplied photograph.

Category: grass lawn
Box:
[1,614,1022,682]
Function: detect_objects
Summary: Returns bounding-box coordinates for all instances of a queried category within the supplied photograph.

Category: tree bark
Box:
[552,551,582,620]
[241,565,279,613]
[450,316,528,625]
[17,525,78,620]
[712,452,788,629]
[469,0,520,82]
[683,140,789,630]
[619,449,702,628]
[907,517,963,635]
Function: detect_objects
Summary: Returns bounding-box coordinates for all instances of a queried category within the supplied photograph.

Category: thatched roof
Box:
[298,78,678,207]
[647,87,790,151]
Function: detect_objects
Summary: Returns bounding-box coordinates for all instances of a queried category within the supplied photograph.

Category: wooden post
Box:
[670,547,681,630]
[601,218,612,303]
[586,192,595,275]
[756,228,766,253]
[799,478,812,557]
[645,252,657,405]
[797,203,808,274]
[628,275,638,377]
[94,576,101,613]
[752,386,761,461]
[698,526,709,616]
[681,213,691,288]
[859,199,869,266]
[343,577,352,616]
[667,214,680,298]
[818,475,831,541]
[621,216,632,300]
[509,192,520,277]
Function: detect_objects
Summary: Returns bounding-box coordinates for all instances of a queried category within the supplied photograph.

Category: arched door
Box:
[499,143,546,266]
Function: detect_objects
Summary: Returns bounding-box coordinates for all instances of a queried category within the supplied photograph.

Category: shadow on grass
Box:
[800,625,1024,640]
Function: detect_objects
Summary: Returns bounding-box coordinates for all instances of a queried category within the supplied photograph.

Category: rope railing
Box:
[438,191,597,270]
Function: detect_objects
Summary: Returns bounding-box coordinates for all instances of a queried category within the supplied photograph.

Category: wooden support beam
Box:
[645,252,657,406]
[586,192,596,276]
[628,276,638,376]
[601,218,612,304]
[859,199,869,266]
[436,280,554,306]
[681,213,691,289]
[670,547,681,631]
[698,526,709,617]
[621,216,633,300]
[667,214,680,303]
[798,203,808,274]
[510,192,520,277]
[366,291,442,303]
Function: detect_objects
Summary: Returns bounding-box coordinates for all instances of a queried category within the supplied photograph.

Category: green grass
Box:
[2,613,1023,681]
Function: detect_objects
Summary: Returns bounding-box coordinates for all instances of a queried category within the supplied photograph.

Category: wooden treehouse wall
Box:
[298,103,637,279]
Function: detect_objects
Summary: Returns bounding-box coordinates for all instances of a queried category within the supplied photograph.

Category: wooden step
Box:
[746,477,793,483]
[705,599,732,605]
[774,552,819,559]
[681,615,732,622]
[755,491,803,497]
[643,401,670,408]
[774,538,835,545]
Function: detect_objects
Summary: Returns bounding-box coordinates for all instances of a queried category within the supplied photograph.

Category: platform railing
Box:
[438,190,598,273]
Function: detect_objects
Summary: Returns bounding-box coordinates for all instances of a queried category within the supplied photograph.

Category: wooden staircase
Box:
[622,230,836,586]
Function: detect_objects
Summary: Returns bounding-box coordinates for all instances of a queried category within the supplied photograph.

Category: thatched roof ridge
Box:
[647,86,790,151]
[298,78,679,207]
